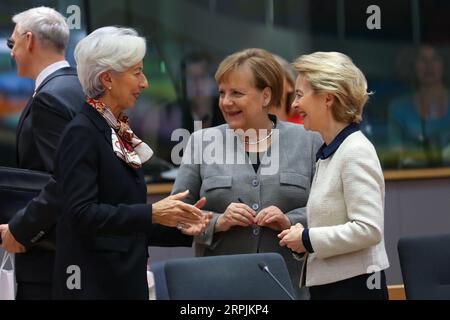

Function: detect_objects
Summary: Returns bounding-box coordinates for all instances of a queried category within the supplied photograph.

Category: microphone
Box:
[258,262,295,300]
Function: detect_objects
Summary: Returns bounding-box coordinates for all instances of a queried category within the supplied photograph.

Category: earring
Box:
[108,86,112,90]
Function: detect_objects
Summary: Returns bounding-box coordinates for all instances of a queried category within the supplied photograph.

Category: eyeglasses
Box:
[6,32,29,50]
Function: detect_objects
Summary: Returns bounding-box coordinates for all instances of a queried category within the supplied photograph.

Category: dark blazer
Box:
[10,67,85,286]
[53,103,191,299]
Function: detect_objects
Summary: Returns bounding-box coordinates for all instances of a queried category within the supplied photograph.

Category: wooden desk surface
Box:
[384,168,450,181]
[147,182,173,195]
[146,168,450,193]
[388,284,406,300]
[147,167,450,194]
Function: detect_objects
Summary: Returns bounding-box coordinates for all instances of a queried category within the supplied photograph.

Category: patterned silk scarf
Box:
[87,97,153,169]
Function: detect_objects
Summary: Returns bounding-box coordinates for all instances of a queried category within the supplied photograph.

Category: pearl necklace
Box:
[244,121,275,145]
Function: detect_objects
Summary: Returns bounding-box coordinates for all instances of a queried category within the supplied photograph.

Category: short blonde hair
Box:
[293,52,371,123]
[215,48,284,108]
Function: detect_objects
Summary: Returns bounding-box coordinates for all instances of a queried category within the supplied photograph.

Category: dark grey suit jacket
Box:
[172,118,322,298]
[11,67,85,285]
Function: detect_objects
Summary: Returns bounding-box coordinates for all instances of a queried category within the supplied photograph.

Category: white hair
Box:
[74,26,146,98]
[12,6,69,52]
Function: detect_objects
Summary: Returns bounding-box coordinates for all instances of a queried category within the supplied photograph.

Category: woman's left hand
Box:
[278,223,306,253]
[255,206,291,231]
[178,197,212,236]
[180,211,213,236]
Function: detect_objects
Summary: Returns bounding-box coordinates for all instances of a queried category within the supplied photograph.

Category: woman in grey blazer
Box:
[278,52,389,300]
[172,48,322,299]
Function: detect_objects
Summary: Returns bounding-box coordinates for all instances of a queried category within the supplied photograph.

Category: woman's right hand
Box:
[152,190,204,227]
[215,202,256,233]
[179,211,213,236]
[278,223,306,253]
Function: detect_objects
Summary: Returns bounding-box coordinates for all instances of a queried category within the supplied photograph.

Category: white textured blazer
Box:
[304,130,389,287]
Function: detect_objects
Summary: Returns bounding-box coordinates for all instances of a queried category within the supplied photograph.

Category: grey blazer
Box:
[172,117,322,297]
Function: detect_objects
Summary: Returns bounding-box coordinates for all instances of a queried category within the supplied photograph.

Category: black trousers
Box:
[309,270,388,300]
[16,282,52,300]
[15,249,54,300]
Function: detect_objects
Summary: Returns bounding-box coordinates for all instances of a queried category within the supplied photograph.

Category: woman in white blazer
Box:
[278,52,389,300]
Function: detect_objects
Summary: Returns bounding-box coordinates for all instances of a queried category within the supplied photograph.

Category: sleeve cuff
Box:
[194,212,220,246]
[286,207,307,227]
[8,210,31,247]
[302,228,314,253]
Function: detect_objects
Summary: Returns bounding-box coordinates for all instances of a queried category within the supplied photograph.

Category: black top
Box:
[245,114,277,173]
[246,151,264,173]
[315,122,360,161]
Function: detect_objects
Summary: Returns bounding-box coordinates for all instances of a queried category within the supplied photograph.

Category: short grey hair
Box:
[74,26,146,98]
[12,6,69,52]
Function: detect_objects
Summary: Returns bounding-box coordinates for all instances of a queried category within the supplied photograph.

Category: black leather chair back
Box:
[398,233,450,299]
[161,252,296,300]
[0,166,50,224]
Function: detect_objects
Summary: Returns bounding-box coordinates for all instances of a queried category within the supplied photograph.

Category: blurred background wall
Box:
[1,0,449,285]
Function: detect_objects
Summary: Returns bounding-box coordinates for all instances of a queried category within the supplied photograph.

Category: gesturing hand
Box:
[152,190,204,227]
[180,211,213,236]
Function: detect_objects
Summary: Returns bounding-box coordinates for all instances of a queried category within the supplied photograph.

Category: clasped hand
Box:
[278,223,306,253]
[216,203,291,232]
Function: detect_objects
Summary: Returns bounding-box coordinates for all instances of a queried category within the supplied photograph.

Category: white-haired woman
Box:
[278,52,389,300]
[52,26,211,299]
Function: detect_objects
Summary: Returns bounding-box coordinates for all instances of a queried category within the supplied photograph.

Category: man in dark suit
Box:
[0,7,85,299]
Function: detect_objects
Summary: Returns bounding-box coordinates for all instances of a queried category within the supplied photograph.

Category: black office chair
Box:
[0,166,50,224]
[156,253,296,300]
[398,233,450,300]
[0,166,54,248]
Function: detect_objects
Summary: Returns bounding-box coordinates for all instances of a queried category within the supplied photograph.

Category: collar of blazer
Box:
[80,102,113,146]
[34,67,77,95]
